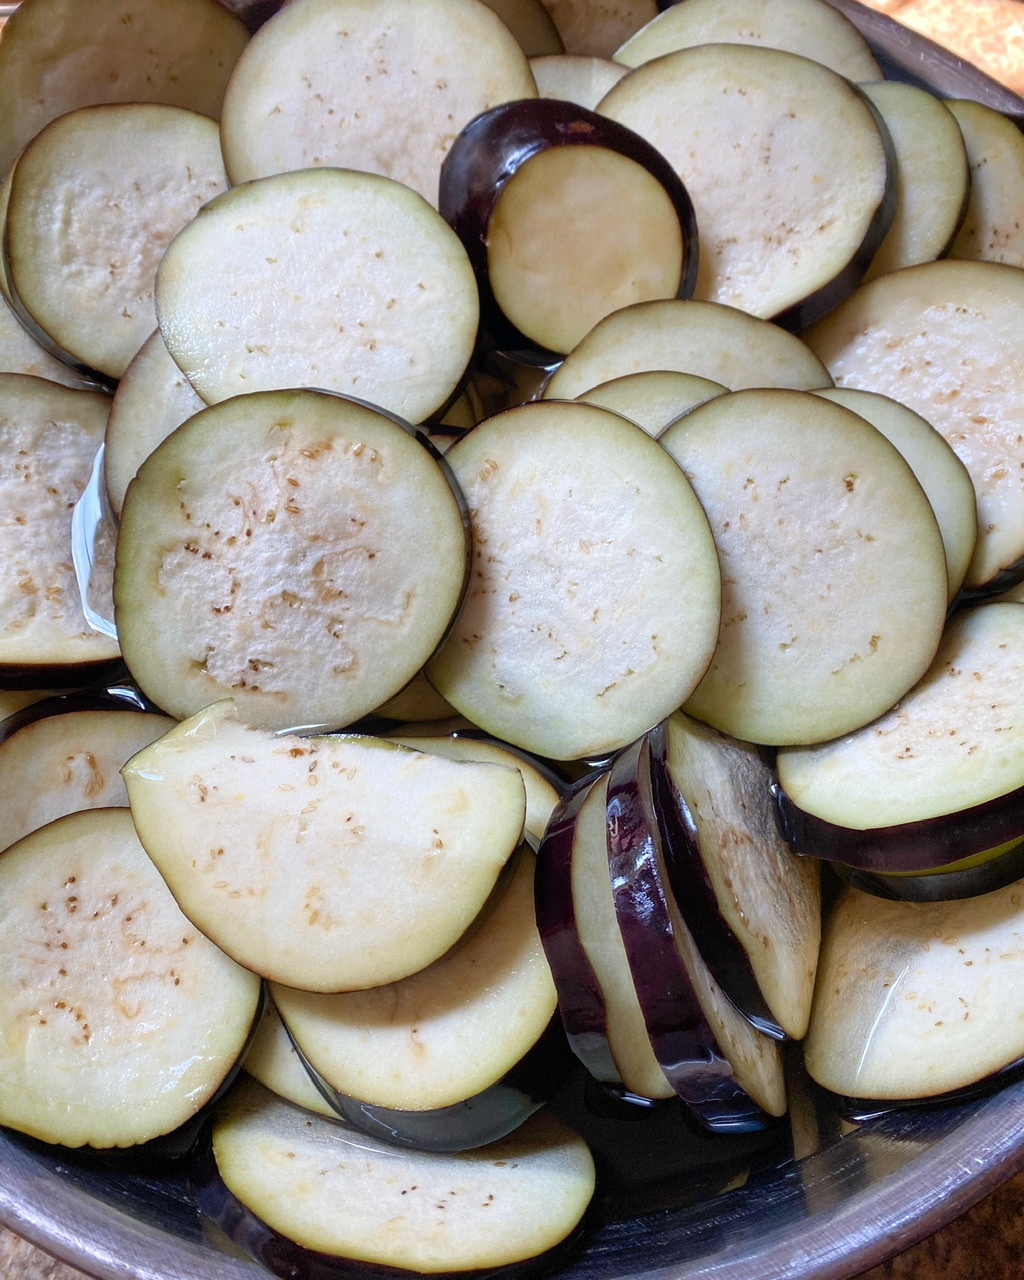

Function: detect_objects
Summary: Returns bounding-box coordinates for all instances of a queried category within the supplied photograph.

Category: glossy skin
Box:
[438,97,699,360]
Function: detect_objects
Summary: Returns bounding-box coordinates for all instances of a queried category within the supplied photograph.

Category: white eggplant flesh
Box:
[805,878,1024,1101]
[242,998,338,1119]
[613,0,882,80]
[0,0,249,178]
[4,103,229,382]
[574,369,727,437]
[803,259,1024,593]
[859,81,970,281]
[946,97,1024,269]
[218,0,538,206]
[542,297,831,401]
[538,0,657,58]
[0,373,120,682]
[122,701,527,992]
[0,807,261,1148]
[813,386,978,601]
[597,43,894,326]
[211,1078,596,1273]
[776,602,1024,836]
[113,387,469,732]
[426,398,721,761]
[0,292,98,389]
[528,53,629,110]
[660,388,948,746]
[271,846,557,1113]
[0,706,173,853]
[155,168,479,424]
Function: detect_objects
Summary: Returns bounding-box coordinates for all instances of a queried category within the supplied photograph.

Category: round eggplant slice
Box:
[103,330,206,517]
[155,168,479,424]
[426,399,721,762]
[775,602,1024,874]
[122,700,527,992]
[538,0,657,58]
[813,386,978,601]
[386,732,562,845]
[575,369,727,437]
[803,259,1024,594]
[113,388,469,732]
[541,297,831,401]
[535,775,628,1092]
[858,81,970,282]
[946,97,1024,269]
[0,703,173,853]
[209,1078,596,1274]
[272,847,573,1149]
[597,43,895,328]
[0,0,249,178]
[218,0,538,207]
[612,0,882,80]
[528,53,629,110]
[648,713,820,1042]
[4,103,229,383]
[0,373,121,689]
[605,737,786,1131]
[804,878,1024,1102]
[439,97,696,359]
[660,388,948,747]
[0,806,261,1148]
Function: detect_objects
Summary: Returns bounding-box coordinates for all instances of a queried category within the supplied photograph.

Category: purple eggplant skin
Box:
[535,775,624,1089]
[645,722,784,1040]
[290,1012,577,1154]
[772,775,1024,875]
[829,840,1024,903]
[827,1054,1024,1126]
[0,656,129,694]
[438,97,699,362]
[606,738,775,1135]
[0,682,155,744]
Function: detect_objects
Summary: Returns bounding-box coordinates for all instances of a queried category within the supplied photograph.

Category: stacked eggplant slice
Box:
[4,0,1024,1272]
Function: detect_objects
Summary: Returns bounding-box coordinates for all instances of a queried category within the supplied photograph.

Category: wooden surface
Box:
[2,1,1023,1277]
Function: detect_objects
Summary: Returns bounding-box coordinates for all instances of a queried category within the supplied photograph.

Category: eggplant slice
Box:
[0,806,261,1148]
[113,387,469,732]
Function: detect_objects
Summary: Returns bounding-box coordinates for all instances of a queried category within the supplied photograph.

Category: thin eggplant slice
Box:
[648,713,820,1041]
[775,602,1024,873]
[269,847,567,1148]
[242,996,338,1119]
[804,878,1024,1101]
[0,373,121,688]
[0,702,173,852]
[0,807,261,1148]
[209,1077,596,1274]
[155,169,479,424]
[597,43,895,327]
[541,297,831,401]
[425,398,721,762]
[574,369,727,437]
[528,54,629,110]
[122,700,527,992]
[605,738,786,1131]
[946,97,1024,268]
[803,258,1024,593]
[660,388,948,747]
[113,387,469,732]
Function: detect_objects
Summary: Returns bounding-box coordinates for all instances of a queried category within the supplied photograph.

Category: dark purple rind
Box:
[606,738,774,1134]
[824,1053,1024,1126]
[535,775,623,1088]
[773,774,1024,874]
[0,682,155,745]
[289,1012,577,1154]
[829,840,1024,902]
[781,84,900,332]
[0,657,129,693]
[644,721,784,1039]
[438,97,699,363]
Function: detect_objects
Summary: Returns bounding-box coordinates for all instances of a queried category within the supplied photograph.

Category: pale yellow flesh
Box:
[575,369,727,437]
[947,97,1024,269]
[213,1078,596,1273]
[272,848,556,1111]
[487,144,684,354]
[122,702,527,991]
[0,807,260,1148]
